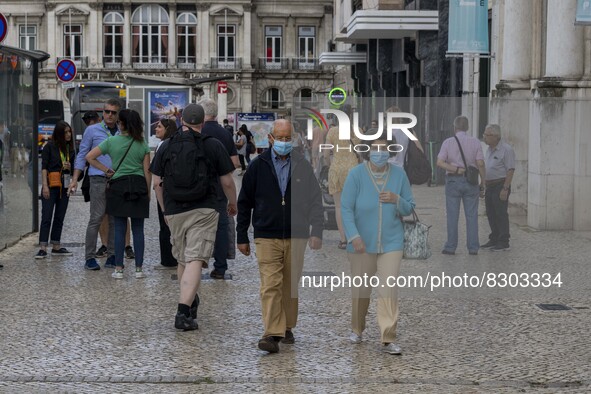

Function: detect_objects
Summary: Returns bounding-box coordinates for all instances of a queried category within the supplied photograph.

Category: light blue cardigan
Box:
[341,163,415,254]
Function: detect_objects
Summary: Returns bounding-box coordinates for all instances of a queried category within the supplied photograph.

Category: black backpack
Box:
[162,129,214,202]
[404,141,432,185]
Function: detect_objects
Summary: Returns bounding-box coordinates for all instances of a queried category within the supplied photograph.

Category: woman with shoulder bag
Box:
[35,121,76,259]
[341,132,415,355]
[86,109,151,279]
[240,124,255,163]
[234,127,247,175]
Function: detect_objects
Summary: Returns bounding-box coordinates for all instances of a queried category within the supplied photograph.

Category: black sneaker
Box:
[480,241,496,249]
[96,245,108,258]
[125,246,135,260]
[210,270,225,280]
[35,250,48,259]
[258,336,280,353]
[175,313,199,331]
[190,294,200,320]
[281,330,295,344]
[51,248,73,256]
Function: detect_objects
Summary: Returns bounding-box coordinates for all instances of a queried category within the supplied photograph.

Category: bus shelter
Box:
[0,44,50,250]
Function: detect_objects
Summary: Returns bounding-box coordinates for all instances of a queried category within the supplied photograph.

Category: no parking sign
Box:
[0,13,8,44]
[56,58,77,82]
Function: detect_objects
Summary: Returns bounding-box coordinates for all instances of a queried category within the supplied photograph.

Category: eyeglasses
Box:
[103,110,118,115]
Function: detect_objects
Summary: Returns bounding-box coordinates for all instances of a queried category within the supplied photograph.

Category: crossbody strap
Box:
[112,139,134,176]
[453,135,469,174]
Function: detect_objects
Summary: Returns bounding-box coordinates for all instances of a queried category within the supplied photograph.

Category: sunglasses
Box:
[103,110,118,115]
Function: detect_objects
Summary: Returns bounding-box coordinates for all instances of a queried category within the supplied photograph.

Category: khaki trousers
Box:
[348,250,403,344]
[254,238,307,338]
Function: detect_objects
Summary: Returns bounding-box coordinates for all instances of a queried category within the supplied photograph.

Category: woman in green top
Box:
[86,109,151,279]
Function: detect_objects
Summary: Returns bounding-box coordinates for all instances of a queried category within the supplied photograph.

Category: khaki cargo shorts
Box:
[166,208,219,267]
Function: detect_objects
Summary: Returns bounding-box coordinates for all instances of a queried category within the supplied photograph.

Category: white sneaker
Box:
[349,332,362,344]
[383,343,402,355]
[135,268,146,279]
[111,270,124,279]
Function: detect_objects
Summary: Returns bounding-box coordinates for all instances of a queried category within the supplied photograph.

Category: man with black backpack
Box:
[151,104,237,331]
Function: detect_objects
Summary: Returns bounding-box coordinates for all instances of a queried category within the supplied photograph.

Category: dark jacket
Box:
[237,149,323,243]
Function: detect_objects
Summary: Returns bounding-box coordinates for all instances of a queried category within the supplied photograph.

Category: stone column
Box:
[46,9,57,68]
[243,5,252,69]
[168,4,176,67]
[88,5,98,68]
[545,0,584,78]
[198,3,210,69]
[501,0,533,81]
[123,5,131,67]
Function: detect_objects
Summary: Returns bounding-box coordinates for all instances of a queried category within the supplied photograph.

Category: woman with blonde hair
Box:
[323,106,360,249]
[341,131,415,355]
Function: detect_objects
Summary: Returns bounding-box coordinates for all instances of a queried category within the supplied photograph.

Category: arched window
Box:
[177,12,197,67]
[262,88,285,109]
[103,12,124,66]
[132,5,169,65]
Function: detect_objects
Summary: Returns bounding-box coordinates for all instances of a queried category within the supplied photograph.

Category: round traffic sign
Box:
[56,59,77,82]
[0,13,8,44]
[328,87,347,106]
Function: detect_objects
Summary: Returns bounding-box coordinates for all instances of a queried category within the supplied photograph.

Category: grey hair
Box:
[453,116,469,132]
[485,124,501,137]
[198,98,218,117]
[271,119,294,135]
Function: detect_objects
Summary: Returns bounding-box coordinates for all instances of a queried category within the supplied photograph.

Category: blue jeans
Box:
[114,216,144,268]
[39,187,69,246]
[444,176,480,252]
[212,197,229,273]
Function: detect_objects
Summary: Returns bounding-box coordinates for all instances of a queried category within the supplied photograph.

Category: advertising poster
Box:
[148,89,189,147]
[447,0,489,54]
[236,113,276,148]
[576,0,591,24]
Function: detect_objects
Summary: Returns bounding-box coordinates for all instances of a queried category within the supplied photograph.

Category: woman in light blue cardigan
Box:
[341,136,415,355]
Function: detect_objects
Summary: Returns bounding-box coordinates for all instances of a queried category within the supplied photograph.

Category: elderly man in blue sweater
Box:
[237,119,324,353]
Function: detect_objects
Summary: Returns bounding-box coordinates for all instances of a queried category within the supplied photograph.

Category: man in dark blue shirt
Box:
[199,99,239,280]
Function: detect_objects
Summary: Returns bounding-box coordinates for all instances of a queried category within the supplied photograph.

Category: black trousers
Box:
[485,182,510,246]
[238,154,246,170]
[158,203,177,267]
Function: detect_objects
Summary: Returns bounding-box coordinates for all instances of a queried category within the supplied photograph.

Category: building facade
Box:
[0,0,335,117]
[490,0,591,231]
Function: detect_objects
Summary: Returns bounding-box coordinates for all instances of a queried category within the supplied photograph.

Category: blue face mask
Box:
[273,140,293,156]
[369,151,390,168]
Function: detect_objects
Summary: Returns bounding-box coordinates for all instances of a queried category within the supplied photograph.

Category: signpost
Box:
[217,81,228,122]
[0,13,8,45]
[56,58,77,83]
[217,81,228,94]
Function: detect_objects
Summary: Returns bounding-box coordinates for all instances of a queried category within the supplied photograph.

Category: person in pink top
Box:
[436,116,486,255]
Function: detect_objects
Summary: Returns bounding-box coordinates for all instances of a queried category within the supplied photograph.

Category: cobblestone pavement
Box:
[0,176,589,393]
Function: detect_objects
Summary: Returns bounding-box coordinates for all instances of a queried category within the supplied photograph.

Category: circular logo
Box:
[328,87,347,106]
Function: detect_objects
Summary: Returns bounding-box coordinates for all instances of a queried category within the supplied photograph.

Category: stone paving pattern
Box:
[0,175,589,393]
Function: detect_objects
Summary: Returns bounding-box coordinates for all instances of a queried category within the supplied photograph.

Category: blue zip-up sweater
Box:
[237,149,324,243]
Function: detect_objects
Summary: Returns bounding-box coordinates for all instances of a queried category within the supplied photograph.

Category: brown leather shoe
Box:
[281,330,294,344]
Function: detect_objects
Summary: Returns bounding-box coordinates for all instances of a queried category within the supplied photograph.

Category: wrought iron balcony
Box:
[103,56,122,69]
[258,57,290,70]
[57,56,88,68]
[291,58,321,71]
[210,57,243,70]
